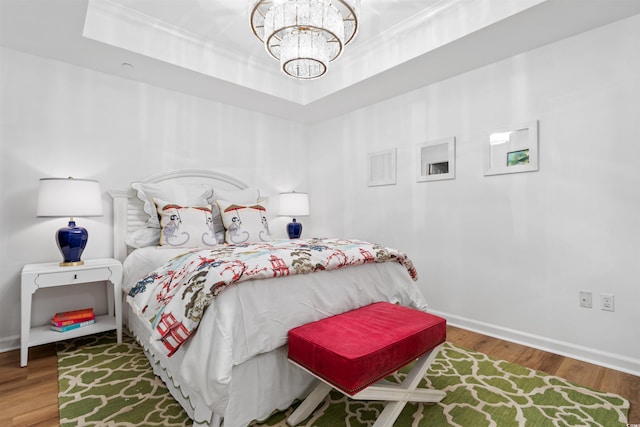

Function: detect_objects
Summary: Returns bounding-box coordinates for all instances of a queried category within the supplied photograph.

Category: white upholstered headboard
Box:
[108,169,248,262]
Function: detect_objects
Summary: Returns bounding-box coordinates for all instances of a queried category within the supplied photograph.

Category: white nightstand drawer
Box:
[34,267,111,288]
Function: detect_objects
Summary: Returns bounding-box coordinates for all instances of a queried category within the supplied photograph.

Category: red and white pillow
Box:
[216,199,271,244]
[155,198,218,248]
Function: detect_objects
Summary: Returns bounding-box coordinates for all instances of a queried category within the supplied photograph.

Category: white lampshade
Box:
[279,192,310,216]
[37,177,104,218]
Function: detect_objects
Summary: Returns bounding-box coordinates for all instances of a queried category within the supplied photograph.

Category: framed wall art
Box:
[367,148,397,187]
[484,120,538,176]
[416,137,456,182]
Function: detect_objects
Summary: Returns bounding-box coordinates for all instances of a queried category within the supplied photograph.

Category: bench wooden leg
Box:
[356,344,446,427]
[286,381,332,426]
[287,344,446,426]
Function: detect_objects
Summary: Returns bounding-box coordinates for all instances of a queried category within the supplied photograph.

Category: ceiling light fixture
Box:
[250,0,360,80]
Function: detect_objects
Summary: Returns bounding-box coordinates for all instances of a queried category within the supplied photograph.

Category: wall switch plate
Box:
[601,293,614,312]
[579,291,592,308]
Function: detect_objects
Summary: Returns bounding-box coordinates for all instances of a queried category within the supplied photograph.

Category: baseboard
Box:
[431,310,640,377]
[0,335,19,354]
[3,312,638,376]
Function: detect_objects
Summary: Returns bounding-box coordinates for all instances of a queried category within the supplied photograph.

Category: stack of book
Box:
[50,308,96,332]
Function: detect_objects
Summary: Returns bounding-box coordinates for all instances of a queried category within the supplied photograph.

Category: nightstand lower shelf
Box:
[21,258,123,367]
[28,315,118,347]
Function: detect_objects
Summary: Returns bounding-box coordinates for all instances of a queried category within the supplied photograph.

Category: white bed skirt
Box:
[126,301,316,427]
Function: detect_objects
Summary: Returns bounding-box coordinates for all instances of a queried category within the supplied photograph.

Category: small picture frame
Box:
[417,137,455,182]
[367,148,397,187]
[484,120,538,176]
[507,149,530,166]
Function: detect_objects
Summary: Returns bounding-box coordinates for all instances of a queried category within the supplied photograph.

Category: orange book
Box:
[51,308,94,324]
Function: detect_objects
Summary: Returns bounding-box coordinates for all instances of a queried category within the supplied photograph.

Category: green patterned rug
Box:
[57,332,629,426]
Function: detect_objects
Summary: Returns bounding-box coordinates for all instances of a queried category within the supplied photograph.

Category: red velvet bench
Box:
[287,302,447,427]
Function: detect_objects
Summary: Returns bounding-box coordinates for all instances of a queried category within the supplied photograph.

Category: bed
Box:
[110,169,429,427]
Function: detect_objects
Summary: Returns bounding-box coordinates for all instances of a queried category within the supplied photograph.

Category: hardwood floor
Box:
[0,326,638,426]
[0,343,59,427]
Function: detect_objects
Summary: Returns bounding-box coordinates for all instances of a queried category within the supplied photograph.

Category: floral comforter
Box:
[127,238,418,357]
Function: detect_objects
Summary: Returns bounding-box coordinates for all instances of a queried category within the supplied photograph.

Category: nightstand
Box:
[20,258,123,367]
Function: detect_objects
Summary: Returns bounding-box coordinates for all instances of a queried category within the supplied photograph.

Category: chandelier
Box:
[250,0,360,80]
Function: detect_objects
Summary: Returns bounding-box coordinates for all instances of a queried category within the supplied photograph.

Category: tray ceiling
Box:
[2,0,640,123]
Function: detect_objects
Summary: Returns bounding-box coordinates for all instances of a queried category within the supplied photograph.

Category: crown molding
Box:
[83,0,305,103]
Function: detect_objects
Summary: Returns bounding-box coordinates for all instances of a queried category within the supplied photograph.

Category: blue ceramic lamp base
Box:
[57,219,89,266]
[287,219,303,239]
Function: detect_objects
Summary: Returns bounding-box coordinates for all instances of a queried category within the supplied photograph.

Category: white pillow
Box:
[216,199,272,244]
[132,182,213,229]
[212,187,261,204]
[155,198,218,248]
[125,227,161,249]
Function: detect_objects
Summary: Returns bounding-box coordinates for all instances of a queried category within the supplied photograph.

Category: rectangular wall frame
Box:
[367,148,397,187]
[484,120,539,176]
[417,137,456,182]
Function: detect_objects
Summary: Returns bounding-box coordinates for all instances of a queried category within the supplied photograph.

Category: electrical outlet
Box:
[579,291,592,308]
[601,293,614,312]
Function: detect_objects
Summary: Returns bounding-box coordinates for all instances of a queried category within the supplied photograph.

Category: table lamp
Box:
[36,177,104,266]
[279,191,309,239]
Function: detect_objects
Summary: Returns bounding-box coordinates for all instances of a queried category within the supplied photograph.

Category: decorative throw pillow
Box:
[216,199,272,244]
[154,198,218,248]
[132,182,213,229]
[210,187,264,244]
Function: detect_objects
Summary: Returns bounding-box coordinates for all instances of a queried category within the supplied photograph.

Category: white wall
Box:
[0,47,308,349]
[308,14,640,374]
